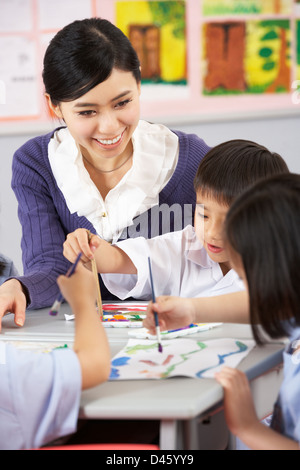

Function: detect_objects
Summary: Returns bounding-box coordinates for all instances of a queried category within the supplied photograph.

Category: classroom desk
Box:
[1,303,284,450]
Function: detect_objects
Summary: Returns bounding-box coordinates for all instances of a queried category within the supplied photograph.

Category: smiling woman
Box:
[47,69,141,199]
[0,18,210,326]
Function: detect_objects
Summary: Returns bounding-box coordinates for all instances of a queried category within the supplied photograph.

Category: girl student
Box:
[0,17,209,329]
[215,173,300,449]
[0,264,110,450]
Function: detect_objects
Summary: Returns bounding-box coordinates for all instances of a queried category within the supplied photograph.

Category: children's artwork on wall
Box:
[203,19,291,95]
[0,0,299,130]
[116,1,186,86]
[297,20,300,80]
[115,0,187,102]
[202,0,292,15]
[109,337,255,380]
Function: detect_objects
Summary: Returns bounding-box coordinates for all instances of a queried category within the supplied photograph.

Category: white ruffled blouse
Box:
[48,120,179,242]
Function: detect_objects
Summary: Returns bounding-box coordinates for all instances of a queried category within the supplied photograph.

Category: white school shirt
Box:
[101,225,245,300]
[0,344,81,450]
[48,120,179,243]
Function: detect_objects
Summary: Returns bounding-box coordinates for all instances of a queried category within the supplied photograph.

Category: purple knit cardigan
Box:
[11,127,210,308]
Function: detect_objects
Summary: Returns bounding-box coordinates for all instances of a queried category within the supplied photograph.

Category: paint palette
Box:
[129,323,222,339]
[64,302,147,326]
[101,303,147,328]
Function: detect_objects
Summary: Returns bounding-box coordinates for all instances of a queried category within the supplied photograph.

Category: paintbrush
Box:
[49,252,82,316]
[91,255,103,318]
[87,230,103,318]
[147,257,163,353]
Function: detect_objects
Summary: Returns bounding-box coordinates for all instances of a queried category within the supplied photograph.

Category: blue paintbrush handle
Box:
[66,252,82,277]
[49,253,82,315]
[148,257,163,352]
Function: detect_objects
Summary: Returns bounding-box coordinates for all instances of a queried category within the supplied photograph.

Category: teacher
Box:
[0,18,209,327]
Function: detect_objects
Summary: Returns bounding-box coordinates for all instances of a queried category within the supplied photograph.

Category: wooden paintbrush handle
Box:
[87,230,103,318]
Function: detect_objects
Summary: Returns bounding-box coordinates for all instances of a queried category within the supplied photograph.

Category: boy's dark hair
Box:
[43,17,141,105]
[225,173,300,344]
[194,139,289,205]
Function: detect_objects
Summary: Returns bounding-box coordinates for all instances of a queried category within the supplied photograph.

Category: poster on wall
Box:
[297,20,300,81]
[116,0,188,101]
[202,0,292,15]
[203,19,291,95]
[0,36,39,118]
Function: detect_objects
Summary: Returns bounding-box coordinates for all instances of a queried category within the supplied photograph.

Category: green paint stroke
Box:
[125,342,161,355]
[161,341,207,378]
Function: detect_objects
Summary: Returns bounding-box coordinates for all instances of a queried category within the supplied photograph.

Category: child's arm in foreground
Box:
[63,228,136,274]
[57,264,111,389]
[215,367,299,450]
[143,291,249,333]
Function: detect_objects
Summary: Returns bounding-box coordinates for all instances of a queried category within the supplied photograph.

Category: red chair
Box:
[39,443,159,450]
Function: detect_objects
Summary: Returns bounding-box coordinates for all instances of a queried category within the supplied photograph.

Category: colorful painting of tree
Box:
[203,20,291,94]
[202,0,292,15]
[116,1,186,85]
[297,20,300,81]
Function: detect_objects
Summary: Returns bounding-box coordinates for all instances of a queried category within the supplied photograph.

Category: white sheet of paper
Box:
[0,36,39,118]
[110,337,255,380]
[37,0,92,30]
[0,0,32,32]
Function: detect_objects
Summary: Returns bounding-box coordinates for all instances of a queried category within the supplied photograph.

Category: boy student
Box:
[63,139,288,302]
[0,265,110,450]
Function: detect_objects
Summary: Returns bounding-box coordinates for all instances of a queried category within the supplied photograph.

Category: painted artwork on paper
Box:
[202,0,292,16]
[203,19,291,94]
[116,1,186,85]
[109,338,255,380]
[0,340,68,353]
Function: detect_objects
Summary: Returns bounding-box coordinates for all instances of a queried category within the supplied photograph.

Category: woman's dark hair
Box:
[43,18,141,105]
[194,140,289,205]
[225,173,300,344]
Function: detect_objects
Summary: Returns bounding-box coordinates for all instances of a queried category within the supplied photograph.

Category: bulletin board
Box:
[0,0,300,135]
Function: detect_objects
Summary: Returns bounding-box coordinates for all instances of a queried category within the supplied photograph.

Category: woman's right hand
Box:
[63,228,101,264]
[0,279,27,331]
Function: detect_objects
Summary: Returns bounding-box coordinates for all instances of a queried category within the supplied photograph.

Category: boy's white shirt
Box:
[101,225,245,300]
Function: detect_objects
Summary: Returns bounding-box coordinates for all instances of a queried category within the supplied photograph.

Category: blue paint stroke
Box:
[109,368,120,379]
[196,341,248,378]
[109,356,131,380]
[111,356,131,366]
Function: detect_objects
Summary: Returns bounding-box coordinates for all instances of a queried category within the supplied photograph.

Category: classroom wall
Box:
[0,114,299,273]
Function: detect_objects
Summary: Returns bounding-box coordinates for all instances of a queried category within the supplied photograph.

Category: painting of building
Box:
[116,1,186,85]
[203,19,291,94]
